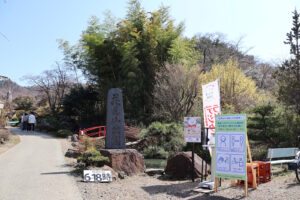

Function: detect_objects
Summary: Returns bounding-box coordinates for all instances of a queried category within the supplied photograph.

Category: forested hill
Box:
[194,33,277,90]
[0,80,38,101]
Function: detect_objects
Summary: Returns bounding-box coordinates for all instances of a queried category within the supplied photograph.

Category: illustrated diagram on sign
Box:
[216,154,230,172]
[230,134,245,152]
[231,154,245,174]
[216,134,230,151]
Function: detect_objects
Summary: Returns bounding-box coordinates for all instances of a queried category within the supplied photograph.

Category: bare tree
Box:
[152,63,200,122]
[26,63,72,115]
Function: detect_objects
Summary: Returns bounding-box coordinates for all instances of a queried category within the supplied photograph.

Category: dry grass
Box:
[0,129,20,155]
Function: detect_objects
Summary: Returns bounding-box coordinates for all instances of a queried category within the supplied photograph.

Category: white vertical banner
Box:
[202,78,221,154]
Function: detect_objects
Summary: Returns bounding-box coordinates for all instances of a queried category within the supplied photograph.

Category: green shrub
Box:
[142,145,168,159]
[78,135,96,152]
[139,122,184,159]
[38,116,61,133]
[144,159,167,168]
[77,149,109,167]
[57,129,73,138]
[94,138,105,150]
[250,142,268,161]
[12,117,19,121]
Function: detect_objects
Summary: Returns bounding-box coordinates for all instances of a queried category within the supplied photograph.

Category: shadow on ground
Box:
[286,182,300,189]
[8,127,55,139]
[188,195,240,200]
[141,181,197,198]
[40,171,71,175]
[141,178,256,200]
[141,181,245,199]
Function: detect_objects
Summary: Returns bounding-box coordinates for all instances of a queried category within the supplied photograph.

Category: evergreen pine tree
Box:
[274,9,300,114]
[247,105,283,147]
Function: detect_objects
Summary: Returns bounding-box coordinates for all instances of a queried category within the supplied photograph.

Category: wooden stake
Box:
[244,178,248,197]
[214,178,218,192]
[231,179,236,186]
[246,136,257,189]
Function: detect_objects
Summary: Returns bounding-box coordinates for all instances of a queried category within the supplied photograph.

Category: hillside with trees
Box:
[5,0,300,161]
[0,79,38,101]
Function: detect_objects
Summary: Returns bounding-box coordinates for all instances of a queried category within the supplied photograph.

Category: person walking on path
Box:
[23,113,28,131]
[28,112,36,131]
[20,113,25,130]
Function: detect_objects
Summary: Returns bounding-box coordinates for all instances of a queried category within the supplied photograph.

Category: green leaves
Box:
[247,105,284,147]
[13,96,35,111]
[61,1,184,123]
[274,9,300,115]
[139,122,184,159]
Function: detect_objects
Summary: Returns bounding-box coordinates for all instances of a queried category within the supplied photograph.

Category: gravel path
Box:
[0,128,82,200]
[74,173,300,200]
[60,139,300,200]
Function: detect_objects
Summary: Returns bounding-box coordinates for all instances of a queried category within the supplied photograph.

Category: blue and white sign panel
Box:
[215,114,247,180]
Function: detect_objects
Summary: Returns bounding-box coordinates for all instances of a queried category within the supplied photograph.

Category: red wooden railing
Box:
[78,126,140,141]
[78,126,106,138]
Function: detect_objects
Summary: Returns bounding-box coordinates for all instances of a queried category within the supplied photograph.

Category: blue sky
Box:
[1,0,300,86]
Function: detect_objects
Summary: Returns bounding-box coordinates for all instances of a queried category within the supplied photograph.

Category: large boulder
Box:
[125,139,147,151]
[165,151,209,179]
[99,149,145,176]
[71,134,79,142]
[65,149,82,158]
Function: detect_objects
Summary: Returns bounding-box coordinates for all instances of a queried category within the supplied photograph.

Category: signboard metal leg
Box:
[192,142,195,182]
[205,128,208,181]
[244,179,248,197]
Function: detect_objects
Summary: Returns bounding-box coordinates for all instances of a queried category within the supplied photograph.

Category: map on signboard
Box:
[215,114,247,180]
[184,117,201,143]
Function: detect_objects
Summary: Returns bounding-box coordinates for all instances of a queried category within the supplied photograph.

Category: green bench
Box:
[267,147,298,165]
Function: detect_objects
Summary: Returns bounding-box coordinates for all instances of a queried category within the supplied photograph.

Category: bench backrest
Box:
[267,148,298,159]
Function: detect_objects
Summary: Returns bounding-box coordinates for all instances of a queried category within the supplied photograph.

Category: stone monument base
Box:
[99,149,145,176]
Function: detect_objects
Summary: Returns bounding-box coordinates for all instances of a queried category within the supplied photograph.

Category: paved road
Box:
[0,128,82,200]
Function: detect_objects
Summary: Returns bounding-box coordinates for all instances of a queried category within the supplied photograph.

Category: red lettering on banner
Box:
[204,105,221,129]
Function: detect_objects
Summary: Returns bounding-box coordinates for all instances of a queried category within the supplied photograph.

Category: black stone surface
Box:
[105,88,125,149]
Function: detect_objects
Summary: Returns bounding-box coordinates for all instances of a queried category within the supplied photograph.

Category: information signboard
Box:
[214,114,247,180]
[184,117,201,143]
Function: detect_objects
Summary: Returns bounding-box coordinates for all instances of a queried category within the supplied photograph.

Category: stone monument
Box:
[100,88,145,176]
[105,88,125,149]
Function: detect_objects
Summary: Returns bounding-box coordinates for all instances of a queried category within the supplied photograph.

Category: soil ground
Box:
[61,139,300,200]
